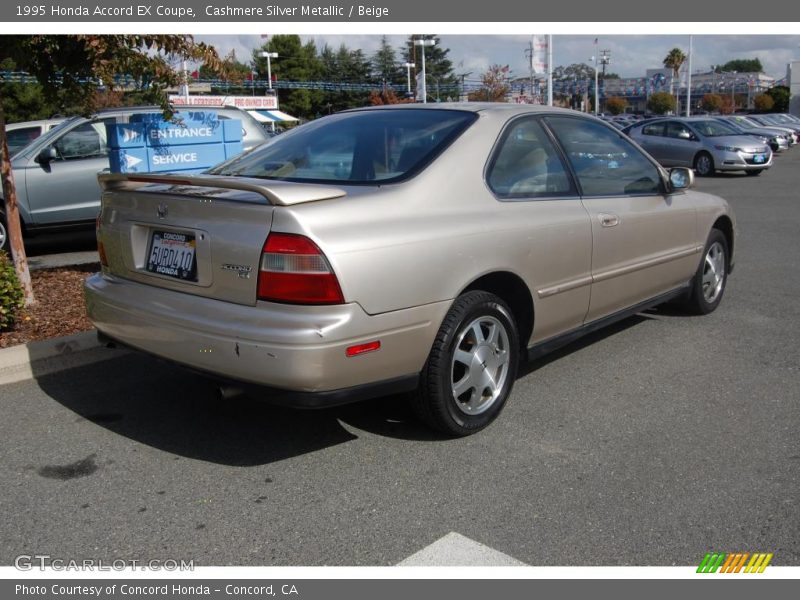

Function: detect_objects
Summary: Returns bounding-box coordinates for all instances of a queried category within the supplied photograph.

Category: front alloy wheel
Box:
[694,152,714,177]
[683,228,729,315]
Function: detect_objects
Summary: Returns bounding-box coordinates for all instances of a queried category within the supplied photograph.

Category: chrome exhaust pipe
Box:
[216,385,244,401]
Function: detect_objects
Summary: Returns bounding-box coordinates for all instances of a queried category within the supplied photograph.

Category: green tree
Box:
[700,93,723,113]
[716,59,763,73]
[647,91,676,115]
[467,64,510,102]
[663,48,687,96]
[753,93,774,112]
[605,96,628,115]
[765,86,790,112]
[552,63,596,82]
[253,35,323,118]
[318,43,372,113]
[371,36,403,87]
[0,35,230,304]
[402,35,457,101]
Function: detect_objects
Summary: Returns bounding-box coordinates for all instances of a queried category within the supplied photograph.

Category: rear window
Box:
[208,109,477,184]
[6,126,41,154]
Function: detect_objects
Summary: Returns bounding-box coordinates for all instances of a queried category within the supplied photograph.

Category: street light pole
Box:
[414,38,436,104]
[259,51,279,91]
[403,62,415,96]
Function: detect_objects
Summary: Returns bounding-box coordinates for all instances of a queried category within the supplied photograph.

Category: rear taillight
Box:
[96,214,108,267]
[257,233,344,305]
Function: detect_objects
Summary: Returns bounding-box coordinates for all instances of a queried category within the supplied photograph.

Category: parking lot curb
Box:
[0,330,125,386]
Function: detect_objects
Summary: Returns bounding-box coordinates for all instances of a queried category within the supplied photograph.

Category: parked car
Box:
[747,114,800,143]
[0,105,269,253]
[625,117,772,176]
[85,104,736,436]
[714,116,789,152]
[5,118,65,156]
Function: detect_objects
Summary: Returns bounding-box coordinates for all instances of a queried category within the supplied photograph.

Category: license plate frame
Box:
[145,230,198,281]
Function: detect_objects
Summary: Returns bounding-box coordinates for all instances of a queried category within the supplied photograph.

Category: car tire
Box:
[745,169,763,177]
[682,228,729,315]
[0,210,9,254]
[694,152,714,177]
[410,291,520,436]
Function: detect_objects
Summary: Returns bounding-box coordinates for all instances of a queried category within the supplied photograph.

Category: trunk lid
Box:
[97,173,346,306]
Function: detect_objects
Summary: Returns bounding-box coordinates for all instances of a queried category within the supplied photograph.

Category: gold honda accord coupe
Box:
[85,104,735,436]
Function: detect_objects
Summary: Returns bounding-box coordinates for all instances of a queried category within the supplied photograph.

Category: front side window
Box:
[53,120,111,160]
[545,116,663,197]
[665,121,693,139]
[487,117,575,198]
[209,109,477,184]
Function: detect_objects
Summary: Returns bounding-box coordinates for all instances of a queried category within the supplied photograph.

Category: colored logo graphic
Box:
[697,552,773,573]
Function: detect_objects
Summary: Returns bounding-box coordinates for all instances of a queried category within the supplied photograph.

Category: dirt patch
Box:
[0,263,99,349]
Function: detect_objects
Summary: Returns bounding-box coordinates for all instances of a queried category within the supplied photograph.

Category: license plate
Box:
[146,230,197,281]
[753,154,766,164]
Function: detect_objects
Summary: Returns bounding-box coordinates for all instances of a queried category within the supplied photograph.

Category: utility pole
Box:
[525,40,534,102]
[599,49,611,114]
[547,34,553,106]
[686,35,693,117]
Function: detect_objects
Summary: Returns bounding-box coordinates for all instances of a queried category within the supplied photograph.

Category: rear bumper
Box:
[85,273,449,398]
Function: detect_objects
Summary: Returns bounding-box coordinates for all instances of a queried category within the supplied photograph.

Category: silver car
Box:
[715,116,790,152]
[85,104,736,435]
[626,117,772,176]
[0,106,268,253]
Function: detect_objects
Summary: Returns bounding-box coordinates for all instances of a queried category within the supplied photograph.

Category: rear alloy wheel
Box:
[683,228,729,315]
[745,169,763,177]
[694,152,714,177]
[411,291,520,436]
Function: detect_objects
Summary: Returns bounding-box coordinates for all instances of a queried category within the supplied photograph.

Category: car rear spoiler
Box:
[98,173,347,207]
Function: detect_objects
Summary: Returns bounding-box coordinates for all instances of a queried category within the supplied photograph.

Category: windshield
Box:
[691,120,740,137]
[729,117,759,129]
[208,109,477,184]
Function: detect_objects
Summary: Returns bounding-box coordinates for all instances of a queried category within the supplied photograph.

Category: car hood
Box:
[709,135,769,149]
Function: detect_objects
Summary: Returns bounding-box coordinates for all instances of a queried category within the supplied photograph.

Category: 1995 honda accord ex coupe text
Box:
[85,104,736,436]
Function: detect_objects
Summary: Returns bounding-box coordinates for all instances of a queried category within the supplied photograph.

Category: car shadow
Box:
[34,309,673,464]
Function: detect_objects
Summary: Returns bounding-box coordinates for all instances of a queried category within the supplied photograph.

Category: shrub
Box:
[647,92,676,115]
[0,250,24,331]
[605,96,628,115]
[700,93,723,113]
[753,93,774,112]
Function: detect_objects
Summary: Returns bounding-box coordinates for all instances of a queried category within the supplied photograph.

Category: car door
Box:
[663,121,701,167]
[485,115,592,344]
[633,120,667,162]
[22,118,116,225]
[543,115,699,323]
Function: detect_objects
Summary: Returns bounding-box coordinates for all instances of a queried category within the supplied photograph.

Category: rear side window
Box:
[545,116,663,197]
[6,127,41,154]
[209,109,477,184]
[642,122,665,136]
[487,117,575,199]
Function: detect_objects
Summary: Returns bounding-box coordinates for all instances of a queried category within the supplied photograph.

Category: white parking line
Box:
[397,532,527,566]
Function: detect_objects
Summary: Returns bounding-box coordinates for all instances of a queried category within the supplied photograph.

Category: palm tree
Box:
[663,48,687,100]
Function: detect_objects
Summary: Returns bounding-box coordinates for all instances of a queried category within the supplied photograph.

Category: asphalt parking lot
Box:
[1,150,798,567]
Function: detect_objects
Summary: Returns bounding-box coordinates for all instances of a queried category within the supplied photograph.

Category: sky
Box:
[197,34,800,82]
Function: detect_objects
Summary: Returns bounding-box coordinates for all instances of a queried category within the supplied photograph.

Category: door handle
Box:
[599,213,620,227]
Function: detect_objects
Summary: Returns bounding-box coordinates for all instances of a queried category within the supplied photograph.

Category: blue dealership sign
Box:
[107,111,243,174]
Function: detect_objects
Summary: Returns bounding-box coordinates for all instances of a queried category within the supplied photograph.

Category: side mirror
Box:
[35,146,58,164]
[669,167,694,191]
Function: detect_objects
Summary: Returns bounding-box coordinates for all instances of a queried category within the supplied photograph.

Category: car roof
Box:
[342,102,585,117]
